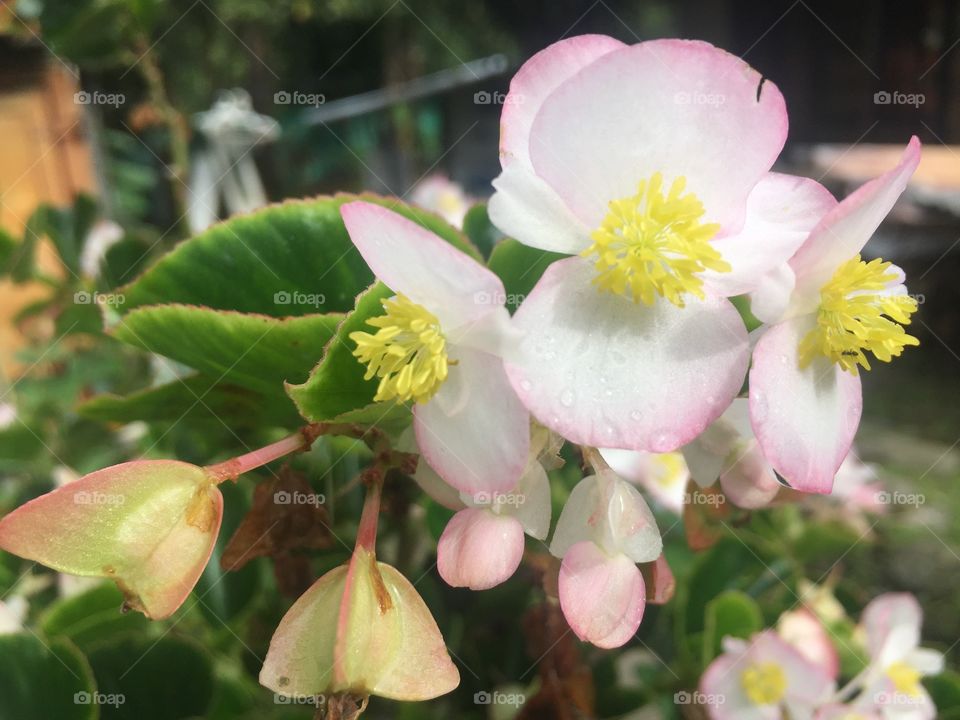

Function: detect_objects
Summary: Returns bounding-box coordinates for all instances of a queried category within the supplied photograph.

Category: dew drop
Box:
[519,379,532,392]
[651,430,680,452]
[559,388,575,407]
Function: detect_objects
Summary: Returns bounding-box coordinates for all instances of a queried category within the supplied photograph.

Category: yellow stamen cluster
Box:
[350,294,449,404]
[799,255,919,374]
[887,661,923,697]
[741,661,788,706]
[581,172,728,306]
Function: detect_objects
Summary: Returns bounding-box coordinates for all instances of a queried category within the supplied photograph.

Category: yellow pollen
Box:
[581,172,727,306]
[653,452,687,489]
[799,255,919,374]
[887,661,922,697]
[741,662,787,706]
[350,294,449,404]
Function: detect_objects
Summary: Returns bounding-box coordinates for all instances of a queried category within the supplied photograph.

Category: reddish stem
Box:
[355,473,383,553]
[204,431,312,483]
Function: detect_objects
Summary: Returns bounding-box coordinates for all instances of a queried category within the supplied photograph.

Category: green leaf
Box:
[462,203,502,259]
[287,282,397,422]
[118,194,478,317]
[926,671,960,712]
[86,635,215,719]
[40,583,150,653]
[730,295,762,333]
[487,238,565,312]
[0,633,97,720]
[78,374,300,429]
[702,590,763,664]
[111,305,342,396]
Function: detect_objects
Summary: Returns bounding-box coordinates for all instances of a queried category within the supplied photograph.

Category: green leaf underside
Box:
[487,238,566,313]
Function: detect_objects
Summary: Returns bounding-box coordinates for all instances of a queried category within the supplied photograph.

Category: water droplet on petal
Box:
[559,388,575,408]
[651,430,680,452]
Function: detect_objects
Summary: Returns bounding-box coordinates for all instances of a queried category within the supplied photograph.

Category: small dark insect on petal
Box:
[756,76,767,102]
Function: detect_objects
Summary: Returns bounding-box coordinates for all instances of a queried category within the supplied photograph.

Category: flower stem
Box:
[355,474,383,553]
[205,428,318,483]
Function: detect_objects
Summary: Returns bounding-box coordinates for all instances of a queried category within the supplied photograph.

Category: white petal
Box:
[415,347,529,495]
[341,201,504,330]
[506,257,750,452]
[749,317,862,494]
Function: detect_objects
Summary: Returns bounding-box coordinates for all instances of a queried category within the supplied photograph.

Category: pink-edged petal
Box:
[506,257,750,452]
[643,553,676,605]
[415,346,529,495]
[719,439,782,509]
[750,630,836,706]
[778,609,841,680]
[340,201,504,330]
[396,428,465,511]
[528,40,787,230]
[790,137,921,296]
[550,470,662,563]
[861,593,922,666]
[488,163,591,253]
[500,34,625,169]
[558,541,644,648]
[0,460,221,619]
[702,173,837,297]
[749,317,862,494]
[499,457,551,540]
[699,653,772,720]
[437,508,524,590]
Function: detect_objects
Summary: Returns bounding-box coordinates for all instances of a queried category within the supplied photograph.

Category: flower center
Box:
[887,661,922,697]
[741,661,787,706]
[350,294,449,404]
[581,172,727,307]
[798,255,919,374]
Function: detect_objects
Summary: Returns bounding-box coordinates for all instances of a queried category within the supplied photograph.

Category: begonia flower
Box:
[488,35,829,452]
[748,139,921,492]
[342,201,529,495]
[700,631,835,720]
